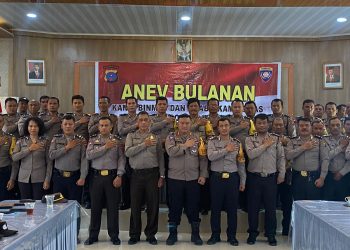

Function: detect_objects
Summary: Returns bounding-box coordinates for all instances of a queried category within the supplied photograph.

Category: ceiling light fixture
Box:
[180,15,191,21]
[337,17,347,23]
[27,13,37,18]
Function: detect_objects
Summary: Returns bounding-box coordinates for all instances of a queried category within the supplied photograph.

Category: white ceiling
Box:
[0,3,350,38]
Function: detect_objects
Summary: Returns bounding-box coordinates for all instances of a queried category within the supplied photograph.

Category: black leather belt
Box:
[92,169,118,176]
[211,171,238,179]
[249,172,276,178]
[293,170,319,178]
[54,168,79,178]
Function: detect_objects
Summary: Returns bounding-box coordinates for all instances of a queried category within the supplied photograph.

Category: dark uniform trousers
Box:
[277,182,292,233]
[120,157,131,209]
[292,171,321,201]
[53,169,82,235]
[160,152,169,205]
[129,167,159,239]
[0,166,16,201]
[168,178,200,225]
[199,163,211,213]
[323,172,350,201]
[52,169,82,201]
[18,179,45,200]
[239,151,249,211]
[247,172,277,237]
[210,172,239,238]
[81,163,92,206]
[89,170,120,240]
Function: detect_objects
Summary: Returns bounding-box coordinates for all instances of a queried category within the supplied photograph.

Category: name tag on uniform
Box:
[62,171,71,178]
[301,171,308,177]
[222,172,230,179]
[101,170,109,176]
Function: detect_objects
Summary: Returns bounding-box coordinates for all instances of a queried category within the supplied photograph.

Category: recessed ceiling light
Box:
[180,15,191,21]
[27,13,37,18]
[337,17,347,23]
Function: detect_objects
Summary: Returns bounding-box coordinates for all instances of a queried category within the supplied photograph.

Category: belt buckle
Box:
[301,171,308,177]
[261,173,268,177]
[100,170,109,176]
[222,172,230,179]
[62,171,71,178]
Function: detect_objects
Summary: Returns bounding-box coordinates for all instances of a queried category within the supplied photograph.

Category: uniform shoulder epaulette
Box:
[89,134,98,138]
[283,114,290,118]
[150,114,156,116]
[2,131,14,137]
[323,135,331,138]
[110,114,117,117]
[250,132,258,137]
[91,113,99,116]
[314,135,323,139]
[74,134,84,140]
[120,114,127,116]
[53,134,64,138]
[223,114,231,118]
[168,114,175,117]
[290,136,298,140]
[209,136,218,140]
[270,133,280,137]
[39,136,48,140]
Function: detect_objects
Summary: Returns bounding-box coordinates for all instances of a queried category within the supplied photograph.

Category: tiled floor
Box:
[78,230,292,249]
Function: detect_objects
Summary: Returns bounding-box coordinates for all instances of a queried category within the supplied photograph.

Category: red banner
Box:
[95,62,281,115]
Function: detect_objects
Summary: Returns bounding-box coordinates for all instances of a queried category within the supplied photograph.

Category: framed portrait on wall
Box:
[26,59,45,85]
[323,63,342,89]
[176,39,192,62]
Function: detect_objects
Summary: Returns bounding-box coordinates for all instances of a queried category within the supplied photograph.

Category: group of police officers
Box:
[1,95,350,247]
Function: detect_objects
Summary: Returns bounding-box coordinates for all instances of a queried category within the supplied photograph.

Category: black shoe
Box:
[111,238,121,245]
[84,238,98,245]
[147,236,158,245]
[228,237,239,246]
[77,238,81,244]
[247,234,257,245]
[282,229,289,236]
[268,236,277,246]
[128,237,139,245]
[207,235,221,245]
[166,233,178,245]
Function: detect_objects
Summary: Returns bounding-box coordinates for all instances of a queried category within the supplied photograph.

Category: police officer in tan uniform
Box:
[0,115,17,200]
[207,117,246,246]
[286,117,329,201]
[323,117,350,201]
[39,97,64,141]
[10,117,52,200]
[203,98,221,136]
[71,95,90,141]
[88,96,117,136]
[49,114,88,243]
[125,111,165,245]
[245,114,285,246]
[150,96,174,204]
[118,96,139,210]
[84,117,125,246]
[49,114,88,201]
[2,98,20,138]
[267,99,296,137]
[271,117,293,236]
[18,100,41,136]
[228,99,251,147]
[165,114,208,246]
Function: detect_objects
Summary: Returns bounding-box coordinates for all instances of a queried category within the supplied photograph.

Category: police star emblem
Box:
[103,66,119,83]
[259,67,273,82]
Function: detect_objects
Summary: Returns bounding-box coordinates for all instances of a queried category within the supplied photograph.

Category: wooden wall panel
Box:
[11,35,350,114]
